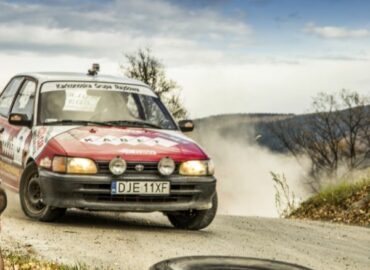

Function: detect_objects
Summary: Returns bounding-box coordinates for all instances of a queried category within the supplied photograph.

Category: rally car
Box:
[0,65,217,230]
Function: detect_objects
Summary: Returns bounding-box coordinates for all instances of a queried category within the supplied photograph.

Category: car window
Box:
[139,95,175,129]
[11,80,36,120]
[0,77,24,117]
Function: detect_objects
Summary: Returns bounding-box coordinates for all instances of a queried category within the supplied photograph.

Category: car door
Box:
[0,77,25,190]
[0,78,36,191]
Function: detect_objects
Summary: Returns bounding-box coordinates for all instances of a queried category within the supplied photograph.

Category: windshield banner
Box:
[41,82,156,97]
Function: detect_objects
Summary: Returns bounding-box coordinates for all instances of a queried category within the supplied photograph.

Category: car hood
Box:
[47,126,208,162]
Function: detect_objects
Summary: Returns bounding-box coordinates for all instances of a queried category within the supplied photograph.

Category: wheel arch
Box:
[25,157,36,167]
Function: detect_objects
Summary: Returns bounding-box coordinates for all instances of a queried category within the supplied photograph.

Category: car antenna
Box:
[87,63,100,76]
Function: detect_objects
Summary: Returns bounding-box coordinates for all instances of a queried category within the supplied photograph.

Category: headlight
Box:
[179,160,215,176]
[109,157,127,175]
[52,156,97,174]
[158,157,176,176]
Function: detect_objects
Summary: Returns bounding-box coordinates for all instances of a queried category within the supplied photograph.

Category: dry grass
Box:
[2,251,87,270]
[289,179,370,226]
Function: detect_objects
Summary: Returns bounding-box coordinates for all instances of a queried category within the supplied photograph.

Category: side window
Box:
[139,95,174,129]
[0,77,24,117]
[11,80,36,120]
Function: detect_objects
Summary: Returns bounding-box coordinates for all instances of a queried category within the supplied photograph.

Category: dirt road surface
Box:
[0,192,369,270]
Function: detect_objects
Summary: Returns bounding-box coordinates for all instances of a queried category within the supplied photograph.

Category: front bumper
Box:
[38,170,217,212]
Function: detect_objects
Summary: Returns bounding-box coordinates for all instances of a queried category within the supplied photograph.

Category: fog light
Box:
[158,157,175,176]
[109,157,127,175]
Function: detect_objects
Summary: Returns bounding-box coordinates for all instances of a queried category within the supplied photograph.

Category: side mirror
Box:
[8,113,32,127]
[0,187,7,215]
[178,120,195,132]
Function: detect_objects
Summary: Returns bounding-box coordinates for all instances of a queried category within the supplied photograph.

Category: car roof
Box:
[15,72,148,87]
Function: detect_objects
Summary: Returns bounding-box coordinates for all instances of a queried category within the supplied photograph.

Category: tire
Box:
[167,193,218,230]
[0,187,7,214]
[19,163,66,222]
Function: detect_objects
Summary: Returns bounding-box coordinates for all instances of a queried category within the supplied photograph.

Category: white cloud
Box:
[1,47,370,119]
[0,0,252,66]
[168,58,370,117]
[1,1,370,118]
[304,22,370,39]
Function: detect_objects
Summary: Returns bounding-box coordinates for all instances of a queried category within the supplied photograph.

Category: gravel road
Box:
[0,193,369,270]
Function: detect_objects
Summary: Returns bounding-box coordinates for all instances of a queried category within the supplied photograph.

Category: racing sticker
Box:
[0,127,31,166]
[120,149,157,155]
[13,127,31,165]
[63,89,101,112]
[1,131,12,157]
[29,126,78,159]
[80,135,178,148]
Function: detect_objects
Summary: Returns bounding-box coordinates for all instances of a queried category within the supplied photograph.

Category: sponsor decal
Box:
[29,126,78,159]
[1,131,12,157]
[13,127,31,165]
[120,149,157,155]
[81,135,178,148]
[0,127,31,165]
[41,82,156,97]
[63,89,101,112]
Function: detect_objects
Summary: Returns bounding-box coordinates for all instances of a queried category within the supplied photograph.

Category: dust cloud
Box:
[191,118,310,217]
[1,116,311,219]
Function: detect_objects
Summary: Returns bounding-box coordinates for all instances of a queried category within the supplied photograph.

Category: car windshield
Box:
[38,81,177,130]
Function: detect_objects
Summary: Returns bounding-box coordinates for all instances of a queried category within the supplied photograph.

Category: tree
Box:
[122,48,188,120]
[270,90,370,191]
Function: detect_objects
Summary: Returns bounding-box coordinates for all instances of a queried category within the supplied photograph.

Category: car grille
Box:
[96,161,180,175]
[80,183,197,204]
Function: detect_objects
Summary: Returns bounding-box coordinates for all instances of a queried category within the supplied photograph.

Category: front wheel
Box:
[20,163,66,222]
[167,193,218,230]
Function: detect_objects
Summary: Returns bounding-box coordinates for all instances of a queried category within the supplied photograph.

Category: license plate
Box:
[111,181,170,195]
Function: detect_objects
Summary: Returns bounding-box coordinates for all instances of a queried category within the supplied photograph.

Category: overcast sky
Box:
[1,0,370,118]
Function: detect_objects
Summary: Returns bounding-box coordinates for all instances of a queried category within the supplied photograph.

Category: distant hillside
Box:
[192,113,295,152]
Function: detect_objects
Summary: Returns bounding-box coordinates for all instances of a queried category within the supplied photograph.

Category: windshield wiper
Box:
[43,119,162,129]
[43,120,113,127]
[106,120,162,129]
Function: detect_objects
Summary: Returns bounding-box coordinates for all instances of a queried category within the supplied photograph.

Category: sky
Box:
[1,0,370,118]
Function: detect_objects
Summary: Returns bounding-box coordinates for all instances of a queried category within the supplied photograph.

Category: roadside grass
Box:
[3,251,88,270]
[289,178,370,226]
[308,179,370,206]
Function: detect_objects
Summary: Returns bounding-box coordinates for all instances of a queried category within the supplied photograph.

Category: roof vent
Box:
[87,63,100,76]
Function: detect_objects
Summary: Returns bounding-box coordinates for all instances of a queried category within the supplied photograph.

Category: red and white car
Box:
[0,67,217,230]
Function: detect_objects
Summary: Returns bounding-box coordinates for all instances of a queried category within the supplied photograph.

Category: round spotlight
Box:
[158,157,175,176]
[109,157,127,175]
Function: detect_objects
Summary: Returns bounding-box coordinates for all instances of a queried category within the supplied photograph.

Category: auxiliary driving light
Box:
[109,157,127,175]
[158,157,176,176]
